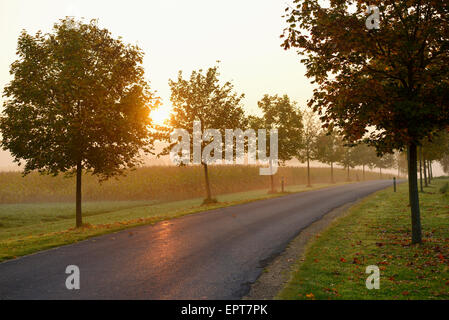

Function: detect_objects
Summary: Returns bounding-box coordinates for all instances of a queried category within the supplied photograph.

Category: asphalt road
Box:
[0,180,394,300]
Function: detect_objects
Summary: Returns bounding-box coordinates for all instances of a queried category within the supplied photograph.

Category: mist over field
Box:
[0,165,391,204]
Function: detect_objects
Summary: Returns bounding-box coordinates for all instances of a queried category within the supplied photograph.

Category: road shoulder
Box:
[243,200,360,300]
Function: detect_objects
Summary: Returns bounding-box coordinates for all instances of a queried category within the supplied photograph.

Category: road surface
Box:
[0,180,394,300]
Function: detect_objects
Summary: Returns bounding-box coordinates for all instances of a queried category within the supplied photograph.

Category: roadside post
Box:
[393,177,397,192]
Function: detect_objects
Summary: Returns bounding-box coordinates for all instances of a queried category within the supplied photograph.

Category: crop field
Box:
[0,165,391,204]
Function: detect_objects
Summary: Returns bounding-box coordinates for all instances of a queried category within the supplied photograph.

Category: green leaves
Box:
[314,130,344,165]
[0,17,158,180]
[250,94,303,164]
[159,64,246,160]
[297,109,319,163]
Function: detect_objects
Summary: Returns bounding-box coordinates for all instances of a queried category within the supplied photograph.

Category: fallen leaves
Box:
[305,293,315,299]
[280,180,449,300]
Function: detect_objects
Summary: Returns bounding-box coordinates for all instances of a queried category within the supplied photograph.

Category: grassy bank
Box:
[278,178,449,300]
[0,181,352,262]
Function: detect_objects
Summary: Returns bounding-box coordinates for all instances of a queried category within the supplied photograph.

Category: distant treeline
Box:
[0,165,392,204]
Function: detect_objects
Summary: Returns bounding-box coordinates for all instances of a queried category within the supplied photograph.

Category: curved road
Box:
[0,180,394,300]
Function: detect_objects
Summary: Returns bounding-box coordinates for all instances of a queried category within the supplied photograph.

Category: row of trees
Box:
[0,18,400,228]
[282,0,449,244]
[418,132,449,190]
[158,64,401,201]
[396,131,449,191]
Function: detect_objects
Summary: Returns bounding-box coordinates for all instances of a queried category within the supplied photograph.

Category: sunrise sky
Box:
[0,0,316,169]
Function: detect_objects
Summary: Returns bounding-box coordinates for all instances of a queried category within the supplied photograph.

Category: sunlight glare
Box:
[151,105,171,125]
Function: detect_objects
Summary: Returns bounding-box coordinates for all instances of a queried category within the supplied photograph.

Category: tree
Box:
[441,155,449,175]
[297,109,319,187]
[282,1,449,244]
[396,151,408,178]
[419,146,425,192]
[314,130,343,183]
[251,94,303,193]
[436,131,449,175]
[352,143,376,180]
[372,153,395,178]
[162,65,246,204]
[421,146,429,187]
[422,130,449,182]
[0,18,156,228]
[339,145,357,182]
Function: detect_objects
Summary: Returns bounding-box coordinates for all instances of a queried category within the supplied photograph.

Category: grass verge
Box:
[0,181,351,262]
[277,178,449,300]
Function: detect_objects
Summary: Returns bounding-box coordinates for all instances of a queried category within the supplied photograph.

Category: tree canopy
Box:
[282,0,449,152]
[314,130,343,183]
[297,109,320,186]
[0,18,157,227]
[161,64,246,203]
[282,0,449,243]
[314,130,343,167]
[251,94,303,165]
[250,94,303,191]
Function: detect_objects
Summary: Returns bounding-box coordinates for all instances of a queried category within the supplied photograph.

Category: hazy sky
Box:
[0,0,314,169]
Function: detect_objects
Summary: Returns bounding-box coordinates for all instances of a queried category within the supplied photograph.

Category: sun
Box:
[151,105,171,125]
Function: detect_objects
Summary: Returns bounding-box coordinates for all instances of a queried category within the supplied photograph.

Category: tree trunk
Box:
[76,160,82,228]
[407,143,422,244]
[346,166,350,182]
[379,168,382,179]
[203,163,212,200]
[306,155,311,187]
[427,160,432,184]
[423,153,428,187]
[363,164,366,181]
[430,161,433,179]
[331,162,335,184]
[419,147,423,192]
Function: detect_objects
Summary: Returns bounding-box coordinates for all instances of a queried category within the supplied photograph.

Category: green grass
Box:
[0,181,353,262]
[278,178,449,300]
[440,182,449,194]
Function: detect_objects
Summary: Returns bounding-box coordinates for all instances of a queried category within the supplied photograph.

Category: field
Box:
[0,165,392,262]
[278,178,449,300]
[0,165,390,203]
